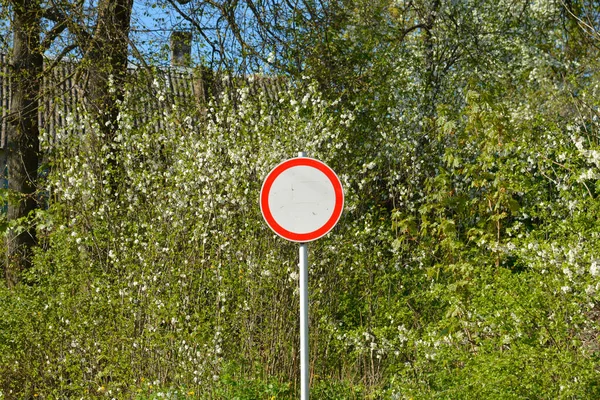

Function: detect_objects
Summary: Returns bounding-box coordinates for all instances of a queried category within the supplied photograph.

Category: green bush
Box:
[2,1,600,397]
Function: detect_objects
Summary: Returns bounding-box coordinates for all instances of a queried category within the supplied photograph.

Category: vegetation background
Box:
[1,0,600,398]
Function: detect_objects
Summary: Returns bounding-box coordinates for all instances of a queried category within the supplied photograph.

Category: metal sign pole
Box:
[261,151,342,399]
[297,151,309,400]
[299,242,309,400]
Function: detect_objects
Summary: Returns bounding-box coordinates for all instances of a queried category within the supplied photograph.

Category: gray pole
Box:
[298,151,309,400]
[299,242,309,400]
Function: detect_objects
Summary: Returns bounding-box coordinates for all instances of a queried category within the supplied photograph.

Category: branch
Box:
[41,20,68,51]
[540,155,594,198]
[216,0,278,71]
[42,6,65,24]
[43,43,77,74]
[559,0,600,41]
[245,0,286,46]
[43,4,93,45]
[398,23,428,41]
[0,32,10,51]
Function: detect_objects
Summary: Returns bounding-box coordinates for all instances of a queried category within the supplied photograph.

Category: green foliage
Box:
[2,0,600,398]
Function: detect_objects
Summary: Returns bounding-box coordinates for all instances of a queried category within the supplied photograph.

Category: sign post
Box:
[297,151,310,400]
[260,152,344,400]
[299,240,309,400]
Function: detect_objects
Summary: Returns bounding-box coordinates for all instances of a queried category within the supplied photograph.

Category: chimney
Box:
[170,31,192,67]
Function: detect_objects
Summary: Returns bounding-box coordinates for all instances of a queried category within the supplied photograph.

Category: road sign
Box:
[260,153,344,400]
[260,156,344,242]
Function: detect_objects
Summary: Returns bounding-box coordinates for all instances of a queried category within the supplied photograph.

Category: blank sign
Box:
[260,157,344,242]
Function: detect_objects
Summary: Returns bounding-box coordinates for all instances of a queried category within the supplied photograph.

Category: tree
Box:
[2,0,137,286]
[2,0,89,286]
[4,0,43,287]
[2,0,203,286]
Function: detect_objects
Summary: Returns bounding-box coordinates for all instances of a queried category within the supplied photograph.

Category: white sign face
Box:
[260,157,344,242]
[269,165,336,234]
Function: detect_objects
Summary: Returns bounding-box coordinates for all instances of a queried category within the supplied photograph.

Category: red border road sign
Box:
[260,157,344,242]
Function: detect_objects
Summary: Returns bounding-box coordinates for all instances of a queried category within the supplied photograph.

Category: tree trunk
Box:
[5,0,43,287]
[76,0,133,194]
[80,0,133,137]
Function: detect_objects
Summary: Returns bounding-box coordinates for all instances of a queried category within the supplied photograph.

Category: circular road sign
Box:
[260,157,344,242]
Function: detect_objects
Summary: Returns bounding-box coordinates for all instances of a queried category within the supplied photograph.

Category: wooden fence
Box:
[0,54,284,149]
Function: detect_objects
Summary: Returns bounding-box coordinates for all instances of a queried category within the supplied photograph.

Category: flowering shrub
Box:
[1,1,600,398]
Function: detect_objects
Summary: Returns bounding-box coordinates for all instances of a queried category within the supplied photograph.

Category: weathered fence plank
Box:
[0,55,284,149]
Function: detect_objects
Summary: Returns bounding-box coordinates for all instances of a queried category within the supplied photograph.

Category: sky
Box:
[129,0,235,68]
[130,0,197,66]
[0,0,257,71]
